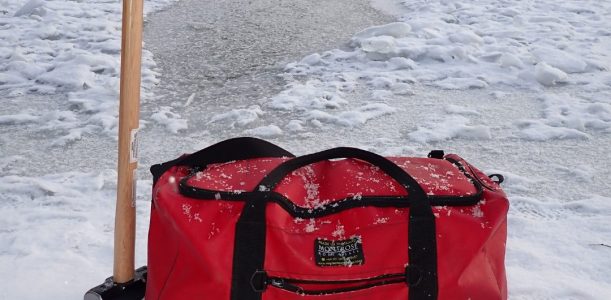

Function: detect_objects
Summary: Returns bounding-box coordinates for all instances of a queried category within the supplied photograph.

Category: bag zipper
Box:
[254,271,412,296]
[445,157,495,191]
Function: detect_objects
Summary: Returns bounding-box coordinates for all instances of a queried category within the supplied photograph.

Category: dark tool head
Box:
[84,266,147,300]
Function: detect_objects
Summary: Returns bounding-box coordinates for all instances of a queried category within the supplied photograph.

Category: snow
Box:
[434,77,488,90]
[208,105,264,128]
[285,120,306,133]
[0,0,176,144]
[307,103,397,127]
[353,22,412,40]
[0,171,152,299]
[516,120,590,141]
[516,93,611,141]
[268,80,349,111]
[0,112,39,125]
[1,0,611,299]
[534,62,569,87]
[360,35,399,54]
[13,0,44,17]
[0,0,177,297]
[532,47,588,74]
[150,106,188,133]
[408,115,492,143]
[274,0,611,105]
[504,193,611,298]
[243,125,283,138]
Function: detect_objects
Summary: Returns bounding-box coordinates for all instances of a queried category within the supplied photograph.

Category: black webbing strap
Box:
[149,137,294,185]
[230,147,438,300]
[230,193,268,300]
[408,195,438,299]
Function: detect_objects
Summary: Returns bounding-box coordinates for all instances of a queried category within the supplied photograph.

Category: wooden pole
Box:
[114,0,144,284]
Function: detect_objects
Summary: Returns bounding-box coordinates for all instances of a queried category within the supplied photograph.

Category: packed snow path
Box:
[1,0,611,299]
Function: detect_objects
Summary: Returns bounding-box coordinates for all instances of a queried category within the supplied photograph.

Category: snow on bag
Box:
[146,137,509,299]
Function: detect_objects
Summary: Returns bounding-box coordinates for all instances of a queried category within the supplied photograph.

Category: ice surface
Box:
[444,104,480,116]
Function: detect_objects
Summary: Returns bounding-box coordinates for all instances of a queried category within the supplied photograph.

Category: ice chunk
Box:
[500,53,524,69]
[353,22,412,40]
[300,53,323,66]
[268,80,349,111]
[36,64,95,89]
[433,77,488,90]
[369,77,394,89]
[13,0,44,17]
[208,105,263,127]
[0,71,27,85]
[532,48,587,73]
[335,103,397,126]
[449,30,484,45]
[390,82,414,95]
[285,120,305,132]
[408,115,491,143]
[7,61,46,79]
[516,120,589,140]
[0,113,39,125]
[243,125,283,138]
[534,62,568,86]
[388,57,417,70]
[360,36,397,54]
[306,103,397,127]
[151,106,188,133]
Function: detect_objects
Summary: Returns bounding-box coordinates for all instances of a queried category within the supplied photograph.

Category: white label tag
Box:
[130,128,139,163]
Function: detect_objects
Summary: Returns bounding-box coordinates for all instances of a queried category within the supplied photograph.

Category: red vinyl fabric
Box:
[146,138,508,300]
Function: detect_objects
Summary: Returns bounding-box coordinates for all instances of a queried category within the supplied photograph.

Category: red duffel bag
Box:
[146,137,508,300]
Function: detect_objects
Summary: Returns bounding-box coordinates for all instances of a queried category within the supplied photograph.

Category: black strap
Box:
[230,147,438,300]
[257,147,426,198]
[149,137,294,185]
[230,193,268,300]
[488,174,505,184]
[177,146,483,211]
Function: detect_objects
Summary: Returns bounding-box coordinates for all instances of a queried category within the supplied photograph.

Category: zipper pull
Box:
[269,278,305,295]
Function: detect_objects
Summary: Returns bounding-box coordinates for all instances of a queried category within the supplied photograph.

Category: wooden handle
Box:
[114,0,144,284]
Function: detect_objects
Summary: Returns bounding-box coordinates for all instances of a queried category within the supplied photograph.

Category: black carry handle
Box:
[258,147,427,199]
[231,147,438,300]
[150,137,294,185]
[178,146,484,212]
